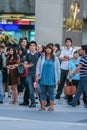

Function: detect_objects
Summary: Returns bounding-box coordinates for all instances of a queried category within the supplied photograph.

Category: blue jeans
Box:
[26,74,35,104]
[40,85,55,101]
[71,76,87,105]
[0,72,3,101]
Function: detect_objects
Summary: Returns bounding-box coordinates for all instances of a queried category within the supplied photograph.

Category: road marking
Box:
[0,116,87,127]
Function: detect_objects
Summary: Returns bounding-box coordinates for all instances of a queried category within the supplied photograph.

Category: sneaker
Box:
[29,103,36,108]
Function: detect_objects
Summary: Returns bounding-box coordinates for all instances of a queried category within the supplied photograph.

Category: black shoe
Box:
[71,104,77,107]
[29,103,36,108]
[0,101,3,104]
[55,95,60,99]
[68,102,77,107]
[64,95,68,100]
[8,95,11,98]
[84,104,87,108]
[66,101,70,104]
[19,102,29,106]
[67,102,72,105]
[77,101,80,106]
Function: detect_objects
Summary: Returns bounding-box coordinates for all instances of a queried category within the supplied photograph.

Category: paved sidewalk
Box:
[0,96,87,130]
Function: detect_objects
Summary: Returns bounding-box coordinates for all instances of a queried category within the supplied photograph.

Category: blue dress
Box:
[40,59,56,86]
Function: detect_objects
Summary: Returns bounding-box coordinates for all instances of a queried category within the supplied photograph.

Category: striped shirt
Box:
[80,55,87,77]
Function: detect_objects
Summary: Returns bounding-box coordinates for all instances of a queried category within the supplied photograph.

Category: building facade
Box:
[35,0,87,46]
[0,0,86,46]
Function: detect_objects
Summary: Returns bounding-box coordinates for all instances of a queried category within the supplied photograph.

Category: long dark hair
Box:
[45,44,55,61]
[7,46,18,60]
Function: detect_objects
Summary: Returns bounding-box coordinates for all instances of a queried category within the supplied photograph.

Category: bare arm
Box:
[60,56,71,61]
[70,64,82,77]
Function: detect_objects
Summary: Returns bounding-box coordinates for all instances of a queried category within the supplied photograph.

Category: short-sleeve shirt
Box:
[25,52,40,75]
[60,47,75,70]
[67,58,80,80]
[80,55,87,77]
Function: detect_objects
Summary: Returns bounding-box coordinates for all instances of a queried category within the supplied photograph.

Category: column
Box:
[35,0,64,45]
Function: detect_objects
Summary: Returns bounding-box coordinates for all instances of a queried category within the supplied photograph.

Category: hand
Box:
[58,80,60,84]
[69,78,72,82]
[64,56,69,60]
[29,63,34,67]
[36,75,40,82]
[69,73,73,78]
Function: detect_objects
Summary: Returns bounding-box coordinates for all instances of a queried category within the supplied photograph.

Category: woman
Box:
[36,44,60,111]
[6,46,20,104]
[67,51,80,104]
[53,43,61,58]
[17,48,27,94]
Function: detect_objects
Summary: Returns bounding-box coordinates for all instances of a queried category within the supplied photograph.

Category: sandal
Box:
[48,107,54,111]
[9,101,14,104]
[39,108,45,111]
[14,101,18,104]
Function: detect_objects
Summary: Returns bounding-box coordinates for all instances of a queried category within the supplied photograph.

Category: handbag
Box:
[64,84,71,95]
[71,84,76,95]
[17,64,25,75]
[64,82,76,95]
[21,68,28,77]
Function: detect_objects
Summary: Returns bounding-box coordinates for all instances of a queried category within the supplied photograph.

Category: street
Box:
[0,95,87,130]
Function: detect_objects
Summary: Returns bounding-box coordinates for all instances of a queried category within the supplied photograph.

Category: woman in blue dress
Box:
[36,44,60,111]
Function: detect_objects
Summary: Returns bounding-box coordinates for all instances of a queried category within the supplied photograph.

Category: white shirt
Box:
[60,47,76,70]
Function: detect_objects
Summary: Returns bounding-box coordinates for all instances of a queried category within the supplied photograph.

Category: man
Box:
[68,45,87,107]
[56,38,75,99]
[24,41,40,107]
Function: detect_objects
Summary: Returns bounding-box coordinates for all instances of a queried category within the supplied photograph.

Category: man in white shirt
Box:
[56,38,75,99]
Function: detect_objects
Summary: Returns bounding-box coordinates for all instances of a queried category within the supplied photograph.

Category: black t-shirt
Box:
[26,52,41,75]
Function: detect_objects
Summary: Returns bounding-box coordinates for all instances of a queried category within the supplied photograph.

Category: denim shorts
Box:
[40,85,55,101]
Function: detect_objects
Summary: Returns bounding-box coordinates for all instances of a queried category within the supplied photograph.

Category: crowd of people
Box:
[0,37,87,111]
